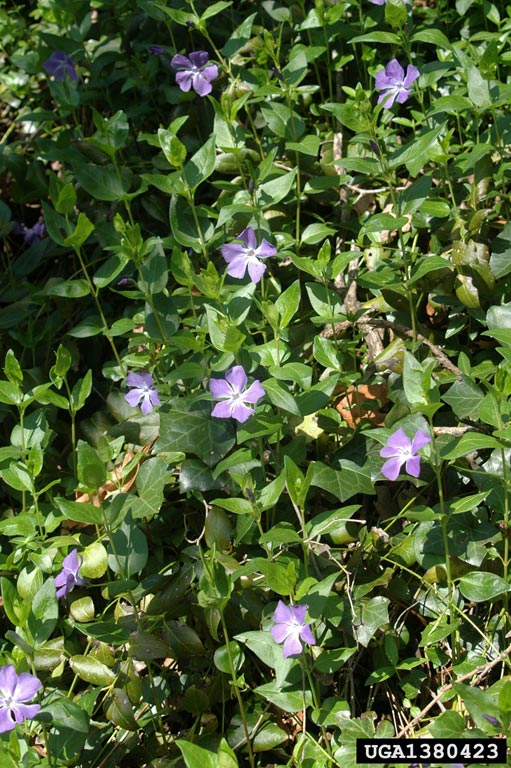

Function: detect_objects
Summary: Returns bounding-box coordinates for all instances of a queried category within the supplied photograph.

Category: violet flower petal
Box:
[381,456,403,481]
[175,71,194,92]
[241,380,265,404]
[188,50,209,68]
[229,401,254,422]
[247,258,267,283]
[225,365,248,393]
[405,455,421,478]
[211,401,235,419]
[192,73,213,96]
[171,54,192,70]
[282,633,304,658]
[411,429,432,452]
[209,378,234,399]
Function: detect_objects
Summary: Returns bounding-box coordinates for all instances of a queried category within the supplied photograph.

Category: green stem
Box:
[73,245,125,374]
[428,419,459,660]
[219,612,256,768]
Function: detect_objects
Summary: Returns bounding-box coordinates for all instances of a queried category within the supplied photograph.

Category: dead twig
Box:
[396,640,511,737]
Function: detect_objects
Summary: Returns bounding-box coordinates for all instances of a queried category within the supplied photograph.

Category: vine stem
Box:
[397,640,511,737]
[219,612,256,768]
[428,418,460,662]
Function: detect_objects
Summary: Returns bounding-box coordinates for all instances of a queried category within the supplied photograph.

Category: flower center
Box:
[246,248,256,259]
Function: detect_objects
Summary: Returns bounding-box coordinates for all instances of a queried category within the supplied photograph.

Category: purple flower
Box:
[54,549,85,599]
[170,51,218,97]
[380,428,431,481]
[43,50,78,82]
[270,601,316,658]
[375,59,420,108]
[221,227,276,284]
[13,219,45,245]
[148,45,167,56]
[0,665,41,733]
[483,714,501,728]
[209,365,265,423]
[124,372,161,415]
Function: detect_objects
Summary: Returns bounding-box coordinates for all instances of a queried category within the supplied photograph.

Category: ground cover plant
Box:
[1,0,511,765]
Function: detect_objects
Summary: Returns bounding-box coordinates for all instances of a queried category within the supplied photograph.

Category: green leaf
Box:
[389,126,443,176]
[177,741,220,768]
[385,0,407,28]
[458,572,510,602]
[310,460,375,502]
[353,596,390,647]
[221,12,256,56]
[54,344,72,378]
[200,0,232,21]
[139,239,168,294]
[411,29,453,50]
[184,135,217,191]
[64,212,95,248]
[128,630,172,660]
[77,439,107,492]
[164,620,206,659]
[156,403,235,466]
[133,456,167,519]
[442,375,485,420]
[54,497,104,525]
[107,512,148,578]
[255,168,297,207]
[41,278,90,298]
[263,378,300,415]
[4,349,23,385]
[452,682,503,730]
[349,31,401,44]
[275,280,300,328]
[442,432,501,459]
[0,379,22,405]
[73,161,134,201]
[260,103,304,140]
[2,463,33,492]
[321,102,371,132]
[71,620,131,645]
[45,698,90,761]
[158,128,187,167]
[490,223,511,279]
[104,688,139,731]
[69,655,116,685]
[71,370,92,410]
[93,251,130,288]
[214,641,245,674]
[254,682,311,713]
[27,578,58,647]
[467,65,492,108]
[428,710,467,739]
[80,541,108,579]
[169,196,215,251]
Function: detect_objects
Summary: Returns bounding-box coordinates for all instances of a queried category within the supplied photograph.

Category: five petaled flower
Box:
[0,665,41,733]
[124,372,161,415]
[221,227,276,284]
[380,428,431,481]
[170,51,218,96]
[54,548,86,599]
[270,601,316,658]
[375,59,419,108]
[209,365,265,423]
[43,50,78,82]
